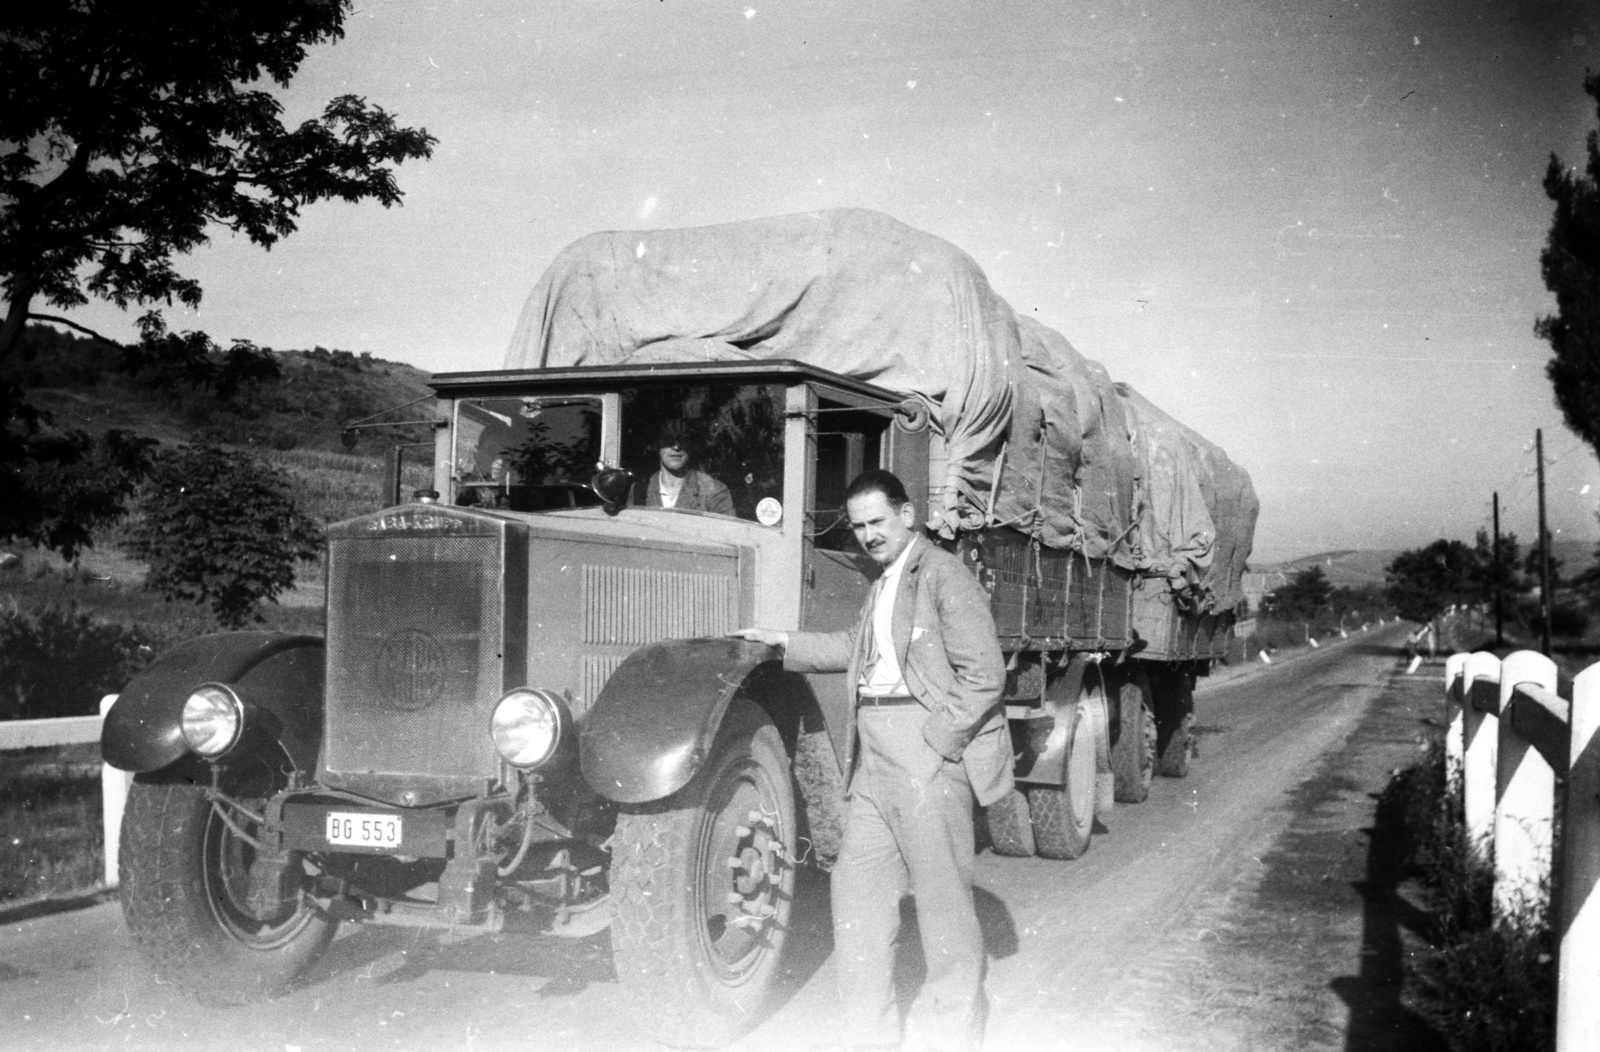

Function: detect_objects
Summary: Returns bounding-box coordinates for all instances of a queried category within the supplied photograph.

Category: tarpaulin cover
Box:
[503,208,1015,526]
[1117,385,1216,603]
[1116,383,1257,613]
[503,208,1247,576]
[997,314,1138,565]
[1199,443,1260,613]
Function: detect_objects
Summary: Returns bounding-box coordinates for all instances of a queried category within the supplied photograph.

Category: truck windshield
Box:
[453,396,604,511]
[452,383,785,521]
[620,382,784,521]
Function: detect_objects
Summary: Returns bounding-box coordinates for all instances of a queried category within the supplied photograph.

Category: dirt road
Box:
[1,624,1434,1052]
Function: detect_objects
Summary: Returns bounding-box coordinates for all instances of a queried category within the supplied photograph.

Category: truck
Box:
[101,209,1256,1048]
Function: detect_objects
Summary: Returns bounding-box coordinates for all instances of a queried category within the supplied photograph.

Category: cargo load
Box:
[503,207,1254,609]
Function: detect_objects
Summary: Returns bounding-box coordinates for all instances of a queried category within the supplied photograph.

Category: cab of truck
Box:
[103,358,931,1049]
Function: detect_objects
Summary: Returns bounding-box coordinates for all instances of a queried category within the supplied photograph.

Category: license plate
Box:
[325,811,402,848]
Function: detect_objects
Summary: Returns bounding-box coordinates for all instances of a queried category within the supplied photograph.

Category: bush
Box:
[1525,600,1590,639]
[0,604,161,720]
[1386,742,1556,1051]
[127,444,323,628]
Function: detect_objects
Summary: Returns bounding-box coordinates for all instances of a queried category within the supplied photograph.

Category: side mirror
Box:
[341,429,359,449]
[590,467,634,514]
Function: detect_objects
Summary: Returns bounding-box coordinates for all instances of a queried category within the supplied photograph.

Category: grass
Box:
[1383,736,1557,1050]
[0,744,104,905]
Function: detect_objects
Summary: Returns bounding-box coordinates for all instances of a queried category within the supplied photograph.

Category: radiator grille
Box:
[578,654,627,717]
[325,533,504,780]
[581,565,735,645]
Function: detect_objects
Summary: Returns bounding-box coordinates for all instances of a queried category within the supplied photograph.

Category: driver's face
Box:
[659,443,690,473]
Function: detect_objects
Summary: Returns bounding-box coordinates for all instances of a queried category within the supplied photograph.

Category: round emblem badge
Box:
[376,630,447,711]
[755,497,783,526]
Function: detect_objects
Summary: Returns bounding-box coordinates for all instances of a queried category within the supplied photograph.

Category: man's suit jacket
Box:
[784,535,1014,807]
[635,469,734,515]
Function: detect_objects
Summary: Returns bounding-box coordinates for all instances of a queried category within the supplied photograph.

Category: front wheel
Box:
[119,776,337,1005]
[609,700,798,1048]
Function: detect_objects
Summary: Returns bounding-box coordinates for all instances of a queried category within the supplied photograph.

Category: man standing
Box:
[734,469,1011,1052]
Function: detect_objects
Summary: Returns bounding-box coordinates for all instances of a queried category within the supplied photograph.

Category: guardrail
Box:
[1446,651,1600,1051]
[1,695,129,890]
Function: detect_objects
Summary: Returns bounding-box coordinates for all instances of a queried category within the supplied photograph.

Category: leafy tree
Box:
[1272,565,1333,621]
[0,1,435,357]
[1569,541,1600,611]
[121,314,281,402]
[1472,527,1527,603]
[128,445,322,628]
[1521,526,1563,591]
[1385,540,1482,624]
[0,379,155,560]
[1537,72,1600,459]
[1329,583,1390,625]
[0,1,433,558]
[0,604,160,720]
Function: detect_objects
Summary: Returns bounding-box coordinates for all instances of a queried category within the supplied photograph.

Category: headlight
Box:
[181,684,244,758]
[490,688,567,768]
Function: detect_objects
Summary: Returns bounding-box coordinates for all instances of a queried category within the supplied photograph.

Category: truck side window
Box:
[620,382,785,521]
[454,397,603,511]
[810,403,886,551]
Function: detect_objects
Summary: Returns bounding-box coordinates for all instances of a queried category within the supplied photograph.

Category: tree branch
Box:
[27,314,126,348]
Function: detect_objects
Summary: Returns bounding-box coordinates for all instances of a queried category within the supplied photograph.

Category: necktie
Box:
[863,576,885,682]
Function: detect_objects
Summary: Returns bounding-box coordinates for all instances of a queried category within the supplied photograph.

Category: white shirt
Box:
[658,471,684,509]
[860,540,916,696]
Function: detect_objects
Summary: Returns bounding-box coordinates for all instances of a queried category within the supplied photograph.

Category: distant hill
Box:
[7,323,433,455]
[1254,540,1598,590]
[1253,550,1399,590]
[5,324,437,594]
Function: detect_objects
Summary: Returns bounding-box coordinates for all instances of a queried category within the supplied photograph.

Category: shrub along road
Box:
[0,624,1437,1051]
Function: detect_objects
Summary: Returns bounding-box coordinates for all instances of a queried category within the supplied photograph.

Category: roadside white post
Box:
[1559,665,1600,1051]
[1444,653,1467,802]
[98,694,129,889]
[1462,651,1502,859]
[1492,651,1557,924]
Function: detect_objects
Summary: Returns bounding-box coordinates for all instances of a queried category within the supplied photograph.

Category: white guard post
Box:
[99,694,130,889]
[1560,665,1600,1051]
[1443,653,1467,802]
[1492,651,1557,925]
[1462,651,1502,861]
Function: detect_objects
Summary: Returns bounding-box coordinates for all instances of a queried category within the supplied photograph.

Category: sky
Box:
[49,0,1600,565]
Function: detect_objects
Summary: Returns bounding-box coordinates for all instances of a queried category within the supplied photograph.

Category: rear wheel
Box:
[983,789,1036,857]
[609,701,797,1048]
[1028,699,1096,860]
[1152,667,1196,778]
[1110,665,1155,803]
[119,770,337,1006]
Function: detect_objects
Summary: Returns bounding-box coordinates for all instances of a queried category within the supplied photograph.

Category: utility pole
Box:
[1493,492,1504,647]
[1537,429,1552,657]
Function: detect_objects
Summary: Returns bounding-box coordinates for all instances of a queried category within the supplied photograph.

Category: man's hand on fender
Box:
[729,627,789,649]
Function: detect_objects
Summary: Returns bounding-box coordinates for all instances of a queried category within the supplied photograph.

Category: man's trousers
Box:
[832,706,986,1051]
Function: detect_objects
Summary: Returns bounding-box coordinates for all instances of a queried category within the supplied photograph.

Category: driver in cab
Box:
[634,420,733,515]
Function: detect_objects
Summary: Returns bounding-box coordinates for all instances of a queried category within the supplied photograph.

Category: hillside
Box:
[1257,540,1598,590]
[8,323,433,457]
[3,324,437,599]
[1256,550,1399,590]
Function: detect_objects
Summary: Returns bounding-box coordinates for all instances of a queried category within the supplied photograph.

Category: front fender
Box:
[101,632,324,774]
[579,637,780,804]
